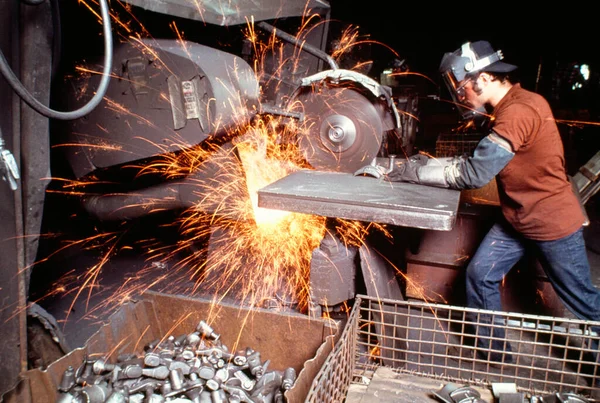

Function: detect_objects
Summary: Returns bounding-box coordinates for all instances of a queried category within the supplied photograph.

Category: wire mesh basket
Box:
[435,133,484,158]
[306,294,600,402]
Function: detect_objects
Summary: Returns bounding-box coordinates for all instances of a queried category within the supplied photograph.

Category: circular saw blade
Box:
[293,86,383,172]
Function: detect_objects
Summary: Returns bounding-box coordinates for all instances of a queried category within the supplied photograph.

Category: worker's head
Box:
[439,41,517,120]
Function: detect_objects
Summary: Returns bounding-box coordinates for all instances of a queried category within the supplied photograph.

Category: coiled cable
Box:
[0,0,112,120]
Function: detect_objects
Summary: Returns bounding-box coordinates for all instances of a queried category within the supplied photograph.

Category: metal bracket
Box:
[353,155,397,179]
[0,137,19,191]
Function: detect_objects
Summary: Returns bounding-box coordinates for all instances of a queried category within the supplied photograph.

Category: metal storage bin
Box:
[307,294,600,402]
[1,291,339,403]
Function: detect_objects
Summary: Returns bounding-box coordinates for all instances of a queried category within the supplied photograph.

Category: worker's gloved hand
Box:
[384,154,429,183]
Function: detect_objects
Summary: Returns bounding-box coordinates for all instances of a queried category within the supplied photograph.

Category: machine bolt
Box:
[196,320,220,342]
[146,339,161,350]
[160,380,172,396]
[143,352,162,367]
[180,348,195,360]
[92,358,116,375]
[205,378,220,391]
[168,360,191,375]
[281,367,296,390]
[233,370,255,391]
[169,368,185,392]
[59,366,76,392]
[174,334,187,347]
[142,366,170,380]
[232,353,247,366]
[186,332,201,347]
[78,358,95,380]
[111,366,122,384]
[247,351,264,378]
[80,383,111,403]
[196,365,216,380]
[119,364,143,379]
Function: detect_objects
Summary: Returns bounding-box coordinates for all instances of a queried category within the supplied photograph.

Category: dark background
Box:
[327,3,599,83]
[325,2,600,171]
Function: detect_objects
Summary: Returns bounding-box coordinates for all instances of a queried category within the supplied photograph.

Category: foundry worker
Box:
[384,40,600,365]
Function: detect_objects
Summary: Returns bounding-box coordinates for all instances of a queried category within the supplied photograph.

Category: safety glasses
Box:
[455,78,472,99]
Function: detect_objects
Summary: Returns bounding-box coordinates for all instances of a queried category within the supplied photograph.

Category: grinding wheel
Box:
[292,85,383,172]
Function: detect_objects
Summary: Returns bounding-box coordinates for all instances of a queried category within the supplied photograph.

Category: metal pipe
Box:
[256,21,338,70]
[81,182,194,221]
[12,0,28,377]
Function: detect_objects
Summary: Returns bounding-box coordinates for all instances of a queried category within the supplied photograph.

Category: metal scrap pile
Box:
[56,320,297,402]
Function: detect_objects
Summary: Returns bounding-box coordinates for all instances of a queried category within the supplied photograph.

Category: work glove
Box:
[384,154,429,183]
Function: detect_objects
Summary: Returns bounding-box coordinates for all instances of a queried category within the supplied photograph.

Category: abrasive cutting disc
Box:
[293,86,383,172]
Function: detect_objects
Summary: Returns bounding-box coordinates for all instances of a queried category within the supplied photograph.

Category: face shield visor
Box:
[439,41,517,122]
[440,68,478,121]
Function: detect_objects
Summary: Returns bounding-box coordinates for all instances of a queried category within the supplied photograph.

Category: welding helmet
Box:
[439,41,517,121]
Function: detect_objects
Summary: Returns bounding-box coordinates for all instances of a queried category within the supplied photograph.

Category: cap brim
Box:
[485,61,518,73]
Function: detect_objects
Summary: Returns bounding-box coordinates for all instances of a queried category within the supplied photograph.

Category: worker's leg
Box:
[534,227,600,361]
[466,220,525,311]
[465,220,525,362]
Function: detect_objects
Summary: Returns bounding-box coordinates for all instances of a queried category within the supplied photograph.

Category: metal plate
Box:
[257,170,461,231]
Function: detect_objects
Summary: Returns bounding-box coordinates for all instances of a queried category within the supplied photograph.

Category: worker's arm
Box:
[388,132,514,189]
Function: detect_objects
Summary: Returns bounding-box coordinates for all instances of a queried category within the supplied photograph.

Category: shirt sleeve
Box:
[444,134,515,189]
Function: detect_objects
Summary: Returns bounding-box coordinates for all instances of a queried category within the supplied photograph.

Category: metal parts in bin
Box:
[257,170,461,231]
[572,149,600,205]
[55,319,298,402]
[0,291,339,403]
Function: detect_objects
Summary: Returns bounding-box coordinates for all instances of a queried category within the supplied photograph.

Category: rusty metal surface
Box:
[258,170,461,231]
[0,0,26,396]
[21,0,52,274]
[0,291,338,403]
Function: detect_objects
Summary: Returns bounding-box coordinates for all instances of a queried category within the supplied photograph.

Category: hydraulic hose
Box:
[0,0,112,120]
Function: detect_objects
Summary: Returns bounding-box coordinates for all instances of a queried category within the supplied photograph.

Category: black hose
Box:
[0,0,112,120]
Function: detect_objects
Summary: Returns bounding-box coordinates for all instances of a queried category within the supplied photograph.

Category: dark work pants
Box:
[465,220,600,362]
